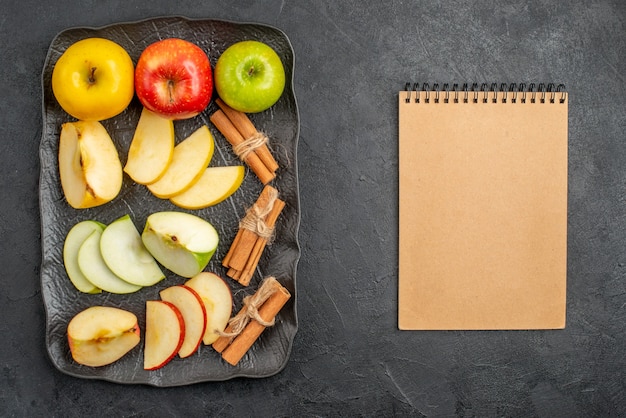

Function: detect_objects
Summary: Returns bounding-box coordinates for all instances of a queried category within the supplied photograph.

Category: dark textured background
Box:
[2,0,625,416]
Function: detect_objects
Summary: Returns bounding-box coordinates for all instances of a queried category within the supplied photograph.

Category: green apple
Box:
[77,229,142,294]
[214,40,285,113]
[141,212,219,278]
[63,220,105,294]
[100,214,164,286]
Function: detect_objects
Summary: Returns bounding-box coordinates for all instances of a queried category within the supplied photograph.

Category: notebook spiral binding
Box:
[404,82,567,104]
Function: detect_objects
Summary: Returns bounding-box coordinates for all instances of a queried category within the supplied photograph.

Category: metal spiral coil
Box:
[404,83,566,104]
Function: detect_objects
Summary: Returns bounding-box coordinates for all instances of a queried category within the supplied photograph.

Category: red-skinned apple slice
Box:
[143,300,185,370]
[184,272,233,345]
[67,306,140,367]
[159,285,207,358]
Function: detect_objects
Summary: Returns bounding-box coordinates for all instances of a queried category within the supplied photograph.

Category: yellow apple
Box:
[67,306,140,367]
[147,125,215,198]
[124,107,175,185]
[52,38,134,121]
[169,165,245,209]
[58,121,123,209]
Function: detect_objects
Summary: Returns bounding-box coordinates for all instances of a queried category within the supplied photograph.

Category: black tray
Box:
[39,16,299,386]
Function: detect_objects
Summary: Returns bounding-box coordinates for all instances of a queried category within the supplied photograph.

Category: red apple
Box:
[134,38,213,120]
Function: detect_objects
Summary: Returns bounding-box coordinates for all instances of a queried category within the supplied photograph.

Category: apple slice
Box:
[63,220,105,293]
[124,107,174,185]
[77,229,142,294]
[185,272,233,345]
[147,125,215,199]
[58,120,123,209]
[159,285,207,358]
[99,214,164,286]
[144,300,185,370]
[170,165,245,209]
[67,306,140,367]
[141,212,219,278]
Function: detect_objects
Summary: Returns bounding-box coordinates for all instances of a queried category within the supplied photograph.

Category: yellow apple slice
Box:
[124,107,174,184]
[147,125,215,198]
[144,300,185,370]
[67,306,140,367]
[58,121,123,209]
[169,165,245,209]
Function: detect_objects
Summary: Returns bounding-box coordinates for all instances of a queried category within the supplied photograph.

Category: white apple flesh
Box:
[58,121,123,209]
[184,272,233,345]
[159,285,207,358]
[141,212,219,278]
[99,214,164,286]
[77,229,142,294]
[144,300,185,370]
[63,220,105,293]
[67,306,140,367]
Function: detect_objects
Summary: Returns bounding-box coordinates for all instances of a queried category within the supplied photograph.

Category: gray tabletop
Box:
[2,0,625,416]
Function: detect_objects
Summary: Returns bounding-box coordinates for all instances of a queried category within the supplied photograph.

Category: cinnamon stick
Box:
[216,99,279,174]
[224,185,277,272]
[238,198,286,286]
[212,277,291,366]
[223,185,285,285]
[209,110,275,184]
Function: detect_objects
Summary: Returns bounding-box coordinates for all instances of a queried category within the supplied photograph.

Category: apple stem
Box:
[167,80,175,103]
[89,67,97,84]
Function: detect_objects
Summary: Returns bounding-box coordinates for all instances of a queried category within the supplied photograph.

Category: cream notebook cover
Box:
[398,83,568,330]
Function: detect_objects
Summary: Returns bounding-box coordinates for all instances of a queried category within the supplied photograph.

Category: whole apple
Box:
[214,40,285,113]
[51,38,134,121]
[134,38,213,120]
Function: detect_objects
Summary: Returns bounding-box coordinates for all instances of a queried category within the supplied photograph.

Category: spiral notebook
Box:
[398,83,568,330]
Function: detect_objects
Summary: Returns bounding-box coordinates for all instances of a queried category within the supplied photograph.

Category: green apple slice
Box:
[99,214,165,286]
[77,229,142,294]
[141,211,219,278]
[169,165,245,209]
[63,220,106,294]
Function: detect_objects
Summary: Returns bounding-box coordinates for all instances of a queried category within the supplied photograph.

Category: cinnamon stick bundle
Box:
[210,99,279,184]
[212,276,291,366]
[223,185,285,286]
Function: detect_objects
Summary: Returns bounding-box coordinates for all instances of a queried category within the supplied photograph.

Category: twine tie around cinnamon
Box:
[232,132,269,162]
[238,187,279,241]
[219,277,278,337]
